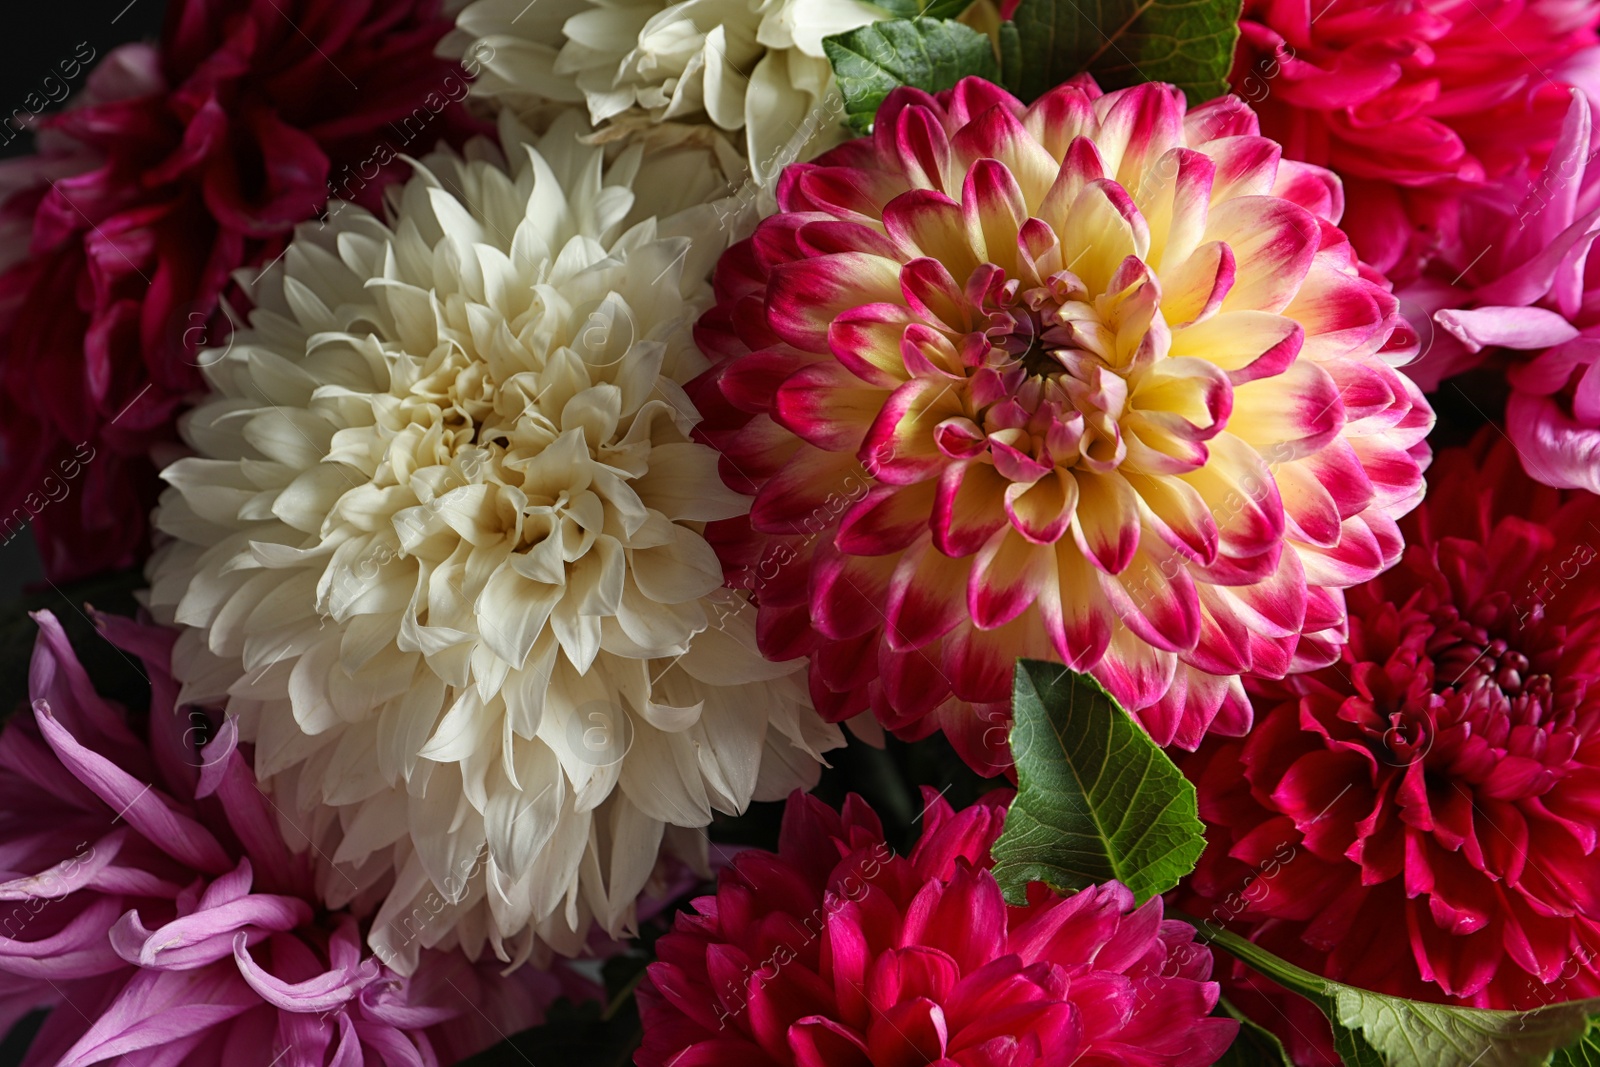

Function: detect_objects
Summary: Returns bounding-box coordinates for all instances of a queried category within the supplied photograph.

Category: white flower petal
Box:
[149,111,839,974]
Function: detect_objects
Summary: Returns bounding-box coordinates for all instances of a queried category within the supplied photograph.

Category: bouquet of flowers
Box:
[1,0,1599,1063]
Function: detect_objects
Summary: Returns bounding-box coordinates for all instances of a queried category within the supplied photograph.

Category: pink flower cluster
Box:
[1232,0,1599,281]
[8,0,1600,1063]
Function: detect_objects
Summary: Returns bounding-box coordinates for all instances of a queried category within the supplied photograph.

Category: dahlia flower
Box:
[1232,0,1599,281]
[637,789,1237,1067]
[447,0,885,183]
[1180,435,1600,1026]
[1400,93,1600,496]
[447,0,1019,185]
[692,75,1433,772]
[147,109,842,971]
[0,610,585,1067]
[0,0,477,581]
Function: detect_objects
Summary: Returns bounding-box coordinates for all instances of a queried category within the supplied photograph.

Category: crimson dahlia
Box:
[0,0,477,581]
[1232,0,1599,281]
[637,789,1237,1067]
[1181,436,1600,1041]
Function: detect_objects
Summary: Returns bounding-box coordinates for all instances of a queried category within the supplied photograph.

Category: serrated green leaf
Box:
[823,18,1000,134]
[1191,920,1600,1067]
[1002,0,1241,103]
[1214,996,1295,1067]
[1553,1018,1600,1067]
[989,660,1206,905]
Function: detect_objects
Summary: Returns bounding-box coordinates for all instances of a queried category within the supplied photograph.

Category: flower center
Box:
[314,333,651,630]
[1015,320,1065,379]
[1365,605,1576,794]
[947,266,1166,482]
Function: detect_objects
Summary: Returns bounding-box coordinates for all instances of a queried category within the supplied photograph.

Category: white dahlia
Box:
[146,109,842,973]
[448,0,887,182]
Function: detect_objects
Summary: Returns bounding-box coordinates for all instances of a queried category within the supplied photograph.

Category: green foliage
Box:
[873,0,982,16]
[1553,1019,1600,1067]
[824,17,1000,133]
[1193,921,1600,1067]
[1000,0,1242,102]
[990,660,1206,905]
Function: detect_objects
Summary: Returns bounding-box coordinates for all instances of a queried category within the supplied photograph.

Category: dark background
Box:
[0,3,166,1058]
[0,0,167,603]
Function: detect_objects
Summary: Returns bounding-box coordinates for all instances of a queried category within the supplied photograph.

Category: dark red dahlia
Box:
[0,0,479,581]
[638,789,1237,1067]
[1180,434,1600,1042]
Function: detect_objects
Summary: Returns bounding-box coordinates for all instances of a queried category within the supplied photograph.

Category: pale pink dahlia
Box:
[637,789,1237,1067]
[1233,0,1599,282]
[0,611,588,1066]
[693,76,1433,771]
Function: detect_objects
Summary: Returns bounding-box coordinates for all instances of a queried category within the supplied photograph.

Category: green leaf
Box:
[1553,1019,1600,1067]
[989,660,1206,905]
[1002,0,1242,103]
[823,18,1000,134]
[1191,920,1600,1067]
[996,19,1024,91]
[873,0,981,16]
[1214,997,1295,1067]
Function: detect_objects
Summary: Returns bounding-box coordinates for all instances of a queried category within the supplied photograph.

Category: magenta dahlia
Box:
[1180,434,1600,1026]
[0,611,588,1066]
[692,75,1433,772]
[1398,93,1600,496]
[638,789,1237,1067]
[1232,0,1599,281]
[0,0,478,581]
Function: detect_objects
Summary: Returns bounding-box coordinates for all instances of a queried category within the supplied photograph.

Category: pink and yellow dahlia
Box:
[693,76,1433,771]
[1179,436,1600,1058]
[1232,0,1599,282]
[637,789,1237,1067]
